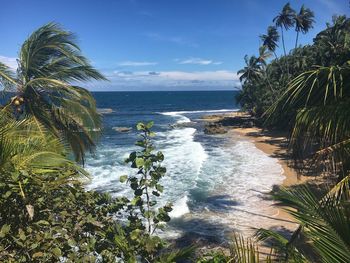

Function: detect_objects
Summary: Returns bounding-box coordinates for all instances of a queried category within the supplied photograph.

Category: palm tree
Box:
[266,62,350,199]
[238,55,262,84]
[273,3,296,57]
[257,45,276,96]
[0,109,89,221]
[258,186,350,263]
[260,26,280,60]
[294,5,315,49]
[0,23,107,163]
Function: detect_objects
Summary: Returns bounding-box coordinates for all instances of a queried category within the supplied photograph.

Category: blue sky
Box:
[0,0,348,91]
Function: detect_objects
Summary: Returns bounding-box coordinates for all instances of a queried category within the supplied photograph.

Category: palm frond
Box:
[275,186,350,263]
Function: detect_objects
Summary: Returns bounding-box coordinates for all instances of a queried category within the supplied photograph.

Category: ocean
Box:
[86,91,284,242]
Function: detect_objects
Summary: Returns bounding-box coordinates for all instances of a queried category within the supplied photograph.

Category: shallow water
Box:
[86,91,285,242]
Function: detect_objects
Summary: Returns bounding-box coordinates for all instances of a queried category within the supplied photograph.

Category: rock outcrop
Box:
[204,123,227,134]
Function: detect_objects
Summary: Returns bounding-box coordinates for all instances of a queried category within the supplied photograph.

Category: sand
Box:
[202,112,310,237]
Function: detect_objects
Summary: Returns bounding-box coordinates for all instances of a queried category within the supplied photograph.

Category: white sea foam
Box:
[86,109,287,239]
[160,109,238,115]
[170,195,190,218]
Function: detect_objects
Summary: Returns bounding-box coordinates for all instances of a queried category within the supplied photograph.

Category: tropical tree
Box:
[294,5,315,49]
[260,26,280,60]
[314,15,350,66]
[273,3,296,57]
[0,110,123,261]
[266,61,350,196]
[0,22,107,163]
[257,186,350,263]
[257,45,277,96]
[238,55,262,84]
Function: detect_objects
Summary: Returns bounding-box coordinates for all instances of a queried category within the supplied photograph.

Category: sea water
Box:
[86,91,284,242]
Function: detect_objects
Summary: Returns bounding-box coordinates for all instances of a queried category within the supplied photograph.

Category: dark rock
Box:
[217,116,256,127]
[97,108,114,114]
[204,123,227,135]
[170,121,198,129]
[112,127,132,132]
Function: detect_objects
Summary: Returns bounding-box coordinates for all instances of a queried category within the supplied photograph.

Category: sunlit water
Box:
[86,91,285,242]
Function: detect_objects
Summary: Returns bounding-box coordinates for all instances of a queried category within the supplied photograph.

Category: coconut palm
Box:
[253,186,350,263]
[266,61,350,198]
[257,45,276,96]
[294,5,315,49]
[273,3,296,57]
[314,15,350,66]
[0,23,107,163]
[0,109,89,221]
[260,26,280,60]
[238,55,262,84]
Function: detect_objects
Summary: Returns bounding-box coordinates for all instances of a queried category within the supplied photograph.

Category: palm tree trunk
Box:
[280,26,287,57]
[273,51,285,74]
[295,30,299,49]
[265,71,276,99]
[280,26,290,77]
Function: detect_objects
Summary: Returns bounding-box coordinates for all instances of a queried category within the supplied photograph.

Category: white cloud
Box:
[176,57,223,65]
[118,61,158,66]
[93,70,240,90]
[0,55,17,70]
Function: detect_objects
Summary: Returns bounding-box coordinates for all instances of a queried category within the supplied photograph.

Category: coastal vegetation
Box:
[233,2,350,263]
[0,24,189,262]
[1,2,350,262]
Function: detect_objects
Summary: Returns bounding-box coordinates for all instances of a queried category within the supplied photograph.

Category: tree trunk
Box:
[280,26,290,77]
[295,30,299,49]
[273,51,285,74]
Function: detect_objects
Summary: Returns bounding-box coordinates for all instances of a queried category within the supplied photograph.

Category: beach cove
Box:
[85,91,303,247]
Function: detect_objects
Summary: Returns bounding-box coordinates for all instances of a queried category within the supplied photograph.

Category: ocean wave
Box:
[169,195,190,218]
[159,108,239,115]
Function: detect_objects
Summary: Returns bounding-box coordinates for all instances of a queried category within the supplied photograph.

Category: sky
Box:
[0,0,348,91]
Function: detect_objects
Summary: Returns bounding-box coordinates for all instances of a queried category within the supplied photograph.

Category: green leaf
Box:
[52,247,61,257]
[119,175,128,183]
[136,123,145,130]
[32,252,44,258]
[131,196,141,206]
[157,151,164,161]
[152,191,160,197]
[146,121,154,129]
[135,157,144,168]
[0,224,10,237]
[19,229,26,241]
[155,184,164,193]
[130,229,141,240]
[134,189,143,196]
[3,191,11,198]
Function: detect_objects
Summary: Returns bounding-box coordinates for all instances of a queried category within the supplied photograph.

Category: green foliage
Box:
[0,22,107,163]
[0,116,192,262]
[237,5,348,122]
[272,186,350,263]
[117,121,175,262]
[0,111,128,262]
[197,234,274,263]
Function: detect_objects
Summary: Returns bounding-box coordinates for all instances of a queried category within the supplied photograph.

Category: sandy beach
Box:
[202,112,310,238]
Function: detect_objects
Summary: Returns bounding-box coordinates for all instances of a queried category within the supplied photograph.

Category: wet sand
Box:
[202,112,310,237]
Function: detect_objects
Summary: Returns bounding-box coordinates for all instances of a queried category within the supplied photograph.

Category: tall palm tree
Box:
[294,5,315,49]
[237,55,262,84]
[260,26,280,60]
[0,23,107,163]
[273,3,296,57]
[257,45,276,96]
